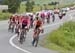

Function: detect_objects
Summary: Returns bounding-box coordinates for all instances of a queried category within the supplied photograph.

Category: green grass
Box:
[40,21,75,53]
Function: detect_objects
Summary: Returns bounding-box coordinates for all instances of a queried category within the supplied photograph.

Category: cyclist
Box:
[32,16,43,47]
[58,12,63,19]
[29,15,34,28]
[40,12,45,24]
[8,15,16,32]
[8,15,13,30]
[16,20,21,37]
[51,12,55,22]
[46,12,51,23]
[21,15,30,37]
[15,15,22,36]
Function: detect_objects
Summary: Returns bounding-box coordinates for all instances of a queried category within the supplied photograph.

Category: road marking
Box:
[9,14,73,53]
[9,34,32,53]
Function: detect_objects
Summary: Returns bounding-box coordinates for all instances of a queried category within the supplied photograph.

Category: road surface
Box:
[0,10,75,53]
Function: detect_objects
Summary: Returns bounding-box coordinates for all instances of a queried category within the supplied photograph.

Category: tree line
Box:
[1,0,59,13]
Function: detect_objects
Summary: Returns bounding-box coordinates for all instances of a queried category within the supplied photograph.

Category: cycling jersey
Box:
[9,16,13,22]
[22,17,29,29]
[22,19,28,25]
[36,20,42,26]
[40,13,45,19]
[10,16,12,20]
[15,15,19,21]
[34,20,42,30]
[12,16,16,23]
[19,16,24,23]
[47,12,50,18]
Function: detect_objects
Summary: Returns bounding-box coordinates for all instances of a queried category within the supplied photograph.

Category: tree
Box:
[2,0,21,13]
[31,1,35,5]
[26,1,35,12]
[43,4,47,10]
[0,0,2,4]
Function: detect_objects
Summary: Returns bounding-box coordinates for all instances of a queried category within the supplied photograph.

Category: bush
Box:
[0,12,12,20]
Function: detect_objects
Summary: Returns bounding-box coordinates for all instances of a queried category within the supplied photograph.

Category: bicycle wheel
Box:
[34,29,40,47]
[11,25,14,33]
[19,35,24,44]
[8,24,11,30]
[35,36,39,47]
[19,30,25,44]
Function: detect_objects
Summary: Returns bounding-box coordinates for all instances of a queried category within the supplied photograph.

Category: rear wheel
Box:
[8,23,12,31]
[34,29,40,47]
[19,30,25,44]
[19,35,24,44]
[11,25,14,33]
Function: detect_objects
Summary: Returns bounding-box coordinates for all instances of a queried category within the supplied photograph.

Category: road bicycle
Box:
[19,27,28,44]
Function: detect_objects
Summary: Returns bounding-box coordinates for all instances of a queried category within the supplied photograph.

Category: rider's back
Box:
[41,13,45,18]
[36,20,42,26]
[12,16,15,22]
[22,18,28,25]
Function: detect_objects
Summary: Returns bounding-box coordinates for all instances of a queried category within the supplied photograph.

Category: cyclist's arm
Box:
[33,21,36,28]
[27,19,30,28]
[8,18,11,24]
[40,21,44,30]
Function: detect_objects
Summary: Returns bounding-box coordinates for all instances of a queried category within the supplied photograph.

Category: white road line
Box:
[9,14,73,53]
[9,34,32,53]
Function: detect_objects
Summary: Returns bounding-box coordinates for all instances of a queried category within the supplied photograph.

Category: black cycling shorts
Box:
[22,24,27,29]
[35,25,40,30]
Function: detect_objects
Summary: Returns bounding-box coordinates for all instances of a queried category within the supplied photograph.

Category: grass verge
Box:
[40,21,75,53]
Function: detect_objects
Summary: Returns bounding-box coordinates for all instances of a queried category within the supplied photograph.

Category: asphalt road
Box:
[0,10,75,53]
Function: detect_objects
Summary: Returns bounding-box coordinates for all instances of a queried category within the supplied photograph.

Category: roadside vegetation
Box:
[40,21,75,53]
[18,2,75,13]
[0,12,12,20]
[0,0,75,20]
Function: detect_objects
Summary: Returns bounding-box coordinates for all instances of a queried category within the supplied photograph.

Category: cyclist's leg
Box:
[32,28,37,46]
[53,16,55,22]
[32,38,36,46]
[41,18,44,24]
[18,28,22,41]
[47,18,49,23]
[15,24,17,33]
[35,35,39,47]
[35,28,40,47]
[19,29,23,43]
[11,21,16,32]
[21,24,27,41]
[24,27,27,35]
[43,18,45,24]
[48,17,50,23]
[18,24,23,41]
[11,23,14,32]
[8,22,11,30]
[24,25,28,40]
[16,29,19,34]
